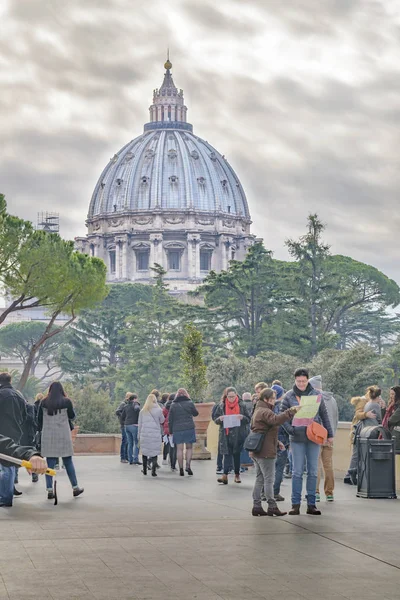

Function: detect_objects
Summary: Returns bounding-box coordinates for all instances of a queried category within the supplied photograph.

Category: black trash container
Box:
[357,426,397,499]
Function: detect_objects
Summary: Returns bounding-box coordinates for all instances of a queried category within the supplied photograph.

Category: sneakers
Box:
[315,493,320,502]
[326,495,334,502]
[120,459,129,463]
[274,494,285,502]
[13,487,22,497]
[73,487,84,498]
[216,468,223,475]
[133,461,142,465]
[47,490,55,500]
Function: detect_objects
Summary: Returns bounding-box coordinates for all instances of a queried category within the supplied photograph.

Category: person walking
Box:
[115,393,129,463]
[37,382,84,499]
[271,384,289,502]
[18,400,40,486]
[168,388,198,477]
[0,372,27,508]
[309,376,339,503]
[251,388,299,516]
[162,394,177,470]
[138,394,165,476]
[121,394,141,465]
[213,387,250,485]
[281,368,333,516]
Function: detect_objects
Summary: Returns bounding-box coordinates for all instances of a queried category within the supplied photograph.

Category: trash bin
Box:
[357,426,397,499]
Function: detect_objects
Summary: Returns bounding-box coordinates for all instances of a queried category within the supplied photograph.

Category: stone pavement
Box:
[0,456,400,600]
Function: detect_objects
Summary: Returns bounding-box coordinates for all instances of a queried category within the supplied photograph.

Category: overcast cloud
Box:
[1,0,400,280]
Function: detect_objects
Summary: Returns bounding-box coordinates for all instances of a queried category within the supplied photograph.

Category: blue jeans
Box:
[217,452,223,471]
[125,425,139,463]
[274,448,288,495]
[120,425,128,461]
[46,457,78,490]
[291,441,320,506]
[0,464,16,506]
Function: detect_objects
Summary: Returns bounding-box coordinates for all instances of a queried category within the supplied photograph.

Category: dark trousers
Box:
[120,425,128,461]
[142,455,157,474]
[217,452,224,471]
[223,452,240,475]
[274,448,288,495]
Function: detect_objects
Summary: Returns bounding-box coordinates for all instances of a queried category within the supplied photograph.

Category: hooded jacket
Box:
[251,400,293,458]
[280,385,333,443]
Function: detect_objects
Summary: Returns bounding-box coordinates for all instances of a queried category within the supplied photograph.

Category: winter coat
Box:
[388,405,400,452]
[121,401,140,426]
[163,399,173,436]
[322,391,339,437]
[38,398,75,458]
[251,400,293,459]
[350,397,368,443]
[115,401,127,426]
[0,433,40,468]
[20,403,38,447]
[138,406,165,457]
[0,383,27,444]
[281,387,333,444]
[213,400,250,455]
[168,396,198,434]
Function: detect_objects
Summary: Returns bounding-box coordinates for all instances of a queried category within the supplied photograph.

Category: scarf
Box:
[293,383,313,400]
[225,396,240,435]
[382,403,396,429]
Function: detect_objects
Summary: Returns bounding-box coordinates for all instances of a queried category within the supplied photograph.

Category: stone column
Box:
[187,234,201,279]
[149,233,163,269]
[221,236,232,271]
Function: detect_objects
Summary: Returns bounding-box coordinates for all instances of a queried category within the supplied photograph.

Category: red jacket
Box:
[163,406,170,436]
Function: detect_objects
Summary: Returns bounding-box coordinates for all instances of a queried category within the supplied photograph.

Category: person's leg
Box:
[185,443,193,467]
[316,448,323,494]
[142,455,148,474]
[163,441,169,461]
[260,458,276,506]
[125,426,134,464]
[62,457,78,488]
[216,452,223,471]
[321,445,334,497]
[120,425,128,461]
[290,441,306,506]
[233,452,241,475]
[170,444,177,469]
[0,464,15,506]
[45,458,57,491]
[132,426,140,463]
[305,441,321,507]
[223,453,232,475]
[274,449,287,496]
[252,458,264,508]
[176,444,184,469]
[151,456,157,476]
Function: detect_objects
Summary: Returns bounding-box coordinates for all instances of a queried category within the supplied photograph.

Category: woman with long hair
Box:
[168,388,198,476]
[382,387,399,429]
[138,394,165,476]
[212,387,250,485]
[386,386,400,452]
[37,381,84,499]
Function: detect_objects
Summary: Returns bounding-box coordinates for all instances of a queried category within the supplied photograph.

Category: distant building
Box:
[75,58,254,291]
[36,212,60,234]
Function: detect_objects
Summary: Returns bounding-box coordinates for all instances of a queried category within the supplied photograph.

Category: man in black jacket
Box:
[0,372,27,506]
[0,434,47,506]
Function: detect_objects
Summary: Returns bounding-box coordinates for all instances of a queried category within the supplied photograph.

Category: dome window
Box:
[197,177,206,185]
[209,152,217,161]
[100,182,105,189]
[190,150,199,160]
[168,149,177,159]
[116,178,123,186]
[145,150,155,159]
[169,175,178,183]
[221,179,228,188]
[141,176,149,185]
[125,152,134,161]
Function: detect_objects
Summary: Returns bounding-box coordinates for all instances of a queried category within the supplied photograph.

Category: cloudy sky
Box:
[1,0,400,280]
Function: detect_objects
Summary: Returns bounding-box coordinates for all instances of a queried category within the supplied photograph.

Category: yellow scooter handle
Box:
[21,460,57,477]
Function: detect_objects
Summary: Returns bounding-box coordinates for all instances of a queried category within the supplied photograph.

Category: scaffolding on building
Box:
[36,212,60,233]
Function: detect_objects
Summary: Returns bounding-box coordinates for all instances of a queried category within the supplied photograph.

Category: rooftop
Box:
[1,456,400,600]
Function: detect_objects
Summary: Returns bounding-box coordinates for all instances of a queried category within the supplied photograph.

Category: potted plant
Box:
[181,323,214,458]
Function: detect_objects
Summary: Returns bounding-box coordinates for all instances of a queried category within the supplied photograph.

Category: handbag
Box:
[306,421,328,445]
[244,431,265,453]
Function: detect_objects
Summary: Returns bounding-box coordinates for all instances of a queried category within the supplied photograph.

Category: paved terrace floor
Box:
[0,456,399,600]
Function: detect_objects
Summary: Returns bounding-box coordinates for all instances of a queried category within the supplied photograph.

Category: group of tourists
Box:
[0,373,83,506]
[1,365,399,516]
[116,388,198,477]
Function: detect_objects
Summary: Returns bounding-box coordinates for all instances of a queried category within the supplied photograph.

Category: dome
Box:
[88,129,250,218]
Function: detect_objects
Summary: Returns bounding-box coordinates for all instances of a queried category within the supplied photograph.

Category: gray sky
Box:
[1,0,400,281]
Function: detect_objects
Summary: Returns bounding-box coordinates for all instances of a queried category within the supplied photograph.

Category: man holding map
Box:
[281,368,333,516]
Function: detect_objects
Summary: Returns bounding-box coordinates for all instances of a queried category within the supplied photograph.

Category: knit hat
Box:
[309,375,322,391]
[271,384,284,399]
